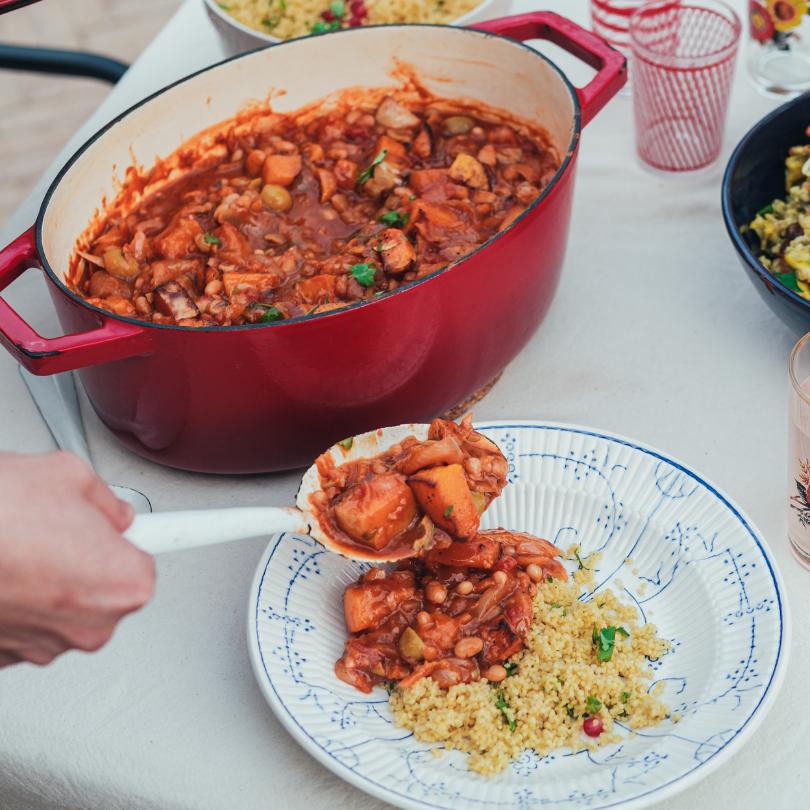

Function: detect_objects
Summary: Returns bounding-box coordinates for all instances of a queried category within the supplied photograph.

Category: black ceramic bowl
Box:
[723,92,810,333]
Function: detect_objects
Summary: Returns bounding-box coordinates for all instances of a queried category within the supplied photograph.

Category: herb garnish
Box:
[573,547,588,570]
[443,505,454,519]
[585,695,602,715]
[305,304,320,315]
[494,687,516,732]
[503,662,518,677]
[565,705,578,720]
[620,691,631,704]
[756,203,774,217]
[351,262,376,287]
[379,210,409,227]
[592,625,629,663]
[259,305,283,322]
[339,437,353,450]
[357,148,388,184]
[776,271,801,292]
[203,233,221,245]
[311,19,339,33]
[330,0,345,17]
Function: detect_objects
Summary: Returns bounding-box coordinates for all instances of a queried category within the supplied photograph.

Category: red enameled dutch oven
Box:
[0,13,625,473]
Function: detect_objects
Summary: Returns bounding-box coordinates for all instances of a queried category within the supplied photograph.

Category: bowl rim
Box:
[202,0,502,45]
[721,90,810,312]
[36,22,582,334]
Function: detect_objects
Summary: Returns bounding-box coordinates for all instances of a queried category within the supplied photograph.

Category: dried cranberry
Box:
[321,9,336,21]
[348,15,363,26]
[350,0,367,14]
[583,716,604,737]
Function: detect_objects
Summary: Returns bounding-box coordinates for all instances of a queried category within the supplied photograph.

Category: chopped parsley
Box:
[776,271,801,292]
[203,233,221,245]
[565,705,578,720]
[305,303,320,315]
[550,602,563,609]
[351,262,376,287]
[503,662,518,677]
[357,148,388,184]
[573,547,588,570]
[259,305,283,322]
[330,0,345,17]
[339,437,354,450]
[756,203,774,217]
[620,691,631,704]
[379,210,409,227]
[494,687,516,732]
[311,19,339,33]
[546,576,553,583]
[592,625,629,663]
[261,16,279,28]
[442,505,454,519]
[585,695,602,715]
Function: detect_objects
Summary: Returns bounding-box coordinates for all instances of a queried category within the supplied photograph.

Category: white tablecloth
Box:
[0,1,805,808]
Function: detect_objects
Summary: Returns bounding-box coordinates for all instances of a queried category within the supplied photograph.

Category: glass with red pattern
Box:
[629,0,742,172]
[748,1,810,96]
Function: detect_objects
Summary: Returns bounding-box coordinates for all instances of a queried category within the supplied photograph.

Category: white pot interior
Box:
[41,25,577,284]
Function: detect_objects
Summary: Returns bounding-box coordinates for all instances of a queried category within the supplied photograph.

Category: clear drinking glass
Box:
[788,332,810,567]
[629,0,742,172]
[748,1,810,96]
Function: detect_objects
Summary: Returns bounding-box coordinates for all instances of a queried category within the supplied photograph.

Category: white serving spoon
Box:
[124,423,429,557]
[19,367,153,514]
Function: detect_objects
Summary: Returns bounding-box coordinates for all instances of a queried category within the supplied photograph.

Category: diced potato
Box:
[297,274,338,304]
[334,472,418,550]
[408,463,479,539]
[222,272,280,296]
[262,153,302,187]
[448,153,489,190]
[154,217,203,259]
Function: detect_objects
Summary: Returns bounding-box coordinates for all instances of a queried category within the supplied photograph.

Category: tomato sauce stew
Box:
[309,416,567,693]
[69,92,559,326]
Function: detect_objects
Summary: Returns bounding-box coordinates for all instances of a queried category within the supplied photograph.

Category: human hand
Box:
[0,451,155,667]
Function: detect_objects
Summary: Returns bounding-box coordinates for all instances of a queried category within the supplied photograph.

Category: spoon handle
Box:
[124,507,310,555]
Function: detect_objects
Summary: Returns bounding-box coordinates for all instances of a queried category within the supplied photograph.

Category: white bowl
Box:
[203,0,513,55]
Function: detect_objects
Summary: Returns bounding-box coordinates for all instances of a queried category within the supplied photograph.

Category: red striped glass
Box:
[629,0,741,172]
[590,0,649,57]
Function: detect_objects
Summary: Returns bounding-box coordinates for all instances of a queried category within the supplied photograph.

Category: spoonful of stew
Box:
[124,415,508,560]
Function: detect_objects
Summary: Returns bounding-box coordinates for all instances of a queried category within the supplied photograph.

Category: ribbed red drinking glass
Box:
[629,0,742,172]
[590,1,649,58]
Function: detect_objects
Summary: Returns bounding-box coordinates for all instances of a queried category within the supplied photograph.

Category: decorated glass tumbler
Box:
[749,1,810,96]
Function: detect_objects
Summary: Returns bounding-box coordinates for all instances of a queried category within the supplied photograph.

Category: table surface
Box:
[0,1,806,808]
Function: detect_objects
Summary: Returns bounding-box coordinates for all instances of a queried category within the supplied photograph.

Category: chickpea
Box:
[526,563,544,583]
[484,664,507,683]
[425,581,447,605]
[493,570,507,586]
[453,636,484,659]
[260,183,293,212]
[416,611,432,627]
[444,115,475,135]
[502,545,516,556]
[455,580,474,595]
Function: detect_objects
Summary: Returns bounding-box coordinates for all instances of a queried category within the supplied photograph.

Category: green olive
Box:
[102,247,139,280]
[261,183,293,213]
[398,627,425,661]
[443,115,475,135]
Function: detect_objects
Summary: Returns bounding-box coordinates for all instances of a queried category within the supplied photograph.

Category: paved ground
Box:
[0,0,181,226]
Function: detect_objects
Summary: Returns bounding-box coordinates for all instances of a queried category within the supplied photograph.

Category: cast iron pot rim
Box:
[35,22,582,334]
[721,90,810,313]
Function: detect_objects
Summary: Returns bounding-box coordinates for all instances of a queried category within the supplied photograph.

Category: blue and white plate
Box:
[248,421,789,810]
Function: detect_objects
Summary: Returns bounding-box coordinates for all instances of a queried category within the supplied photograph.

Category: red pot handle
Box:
[474,11,627,127]
[0,227,151,375]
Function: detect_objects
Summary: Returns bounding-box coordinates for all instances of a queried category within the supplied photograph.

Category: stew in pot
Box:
[70,91,559,326]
